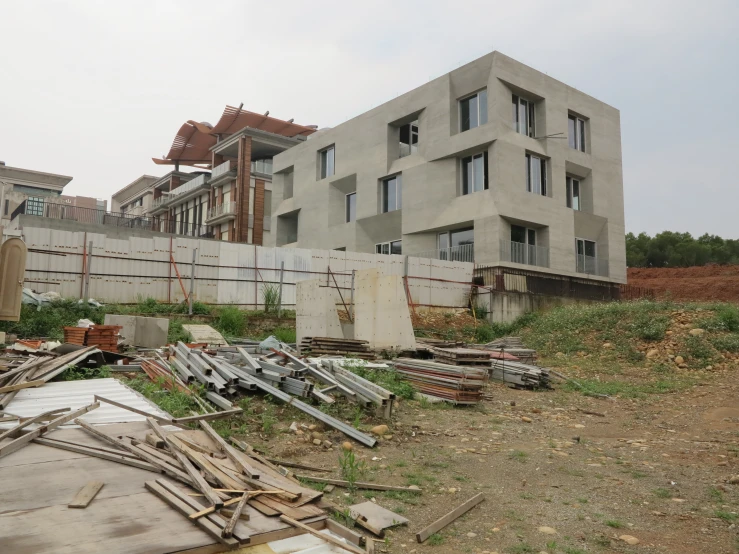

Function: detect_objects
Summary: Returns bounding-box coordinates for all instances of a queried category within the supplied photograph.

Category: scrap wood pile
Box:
[480,336,538,364]
[489,358,551,389]
[299,337,374,360]
[392,358,487,404]
[431,346,491,367]
[0,346,101,410]
[167,342,379,446]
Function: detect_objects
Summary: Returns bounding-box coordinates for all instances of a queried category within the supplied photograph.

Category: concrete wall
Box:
[481,290,597,324]
[268,51,626,284]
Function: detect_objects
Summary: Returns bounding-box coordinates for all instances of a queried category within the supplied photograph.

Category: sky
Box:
[1,0,737,237]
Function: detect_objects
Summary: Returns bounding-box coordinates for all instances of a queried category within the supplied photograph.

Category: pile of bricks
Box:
[63,327,88,346]
[85,325,121,352]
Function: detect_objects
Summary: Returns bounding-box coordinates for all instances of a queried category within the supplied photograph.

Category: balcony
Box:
[576,255,609,277]
[209,160,237,187]
[150,195,170,213]
[411,243,475,263]
[170,174,209,199]
[500,240,550,269]
[205,201,237,225]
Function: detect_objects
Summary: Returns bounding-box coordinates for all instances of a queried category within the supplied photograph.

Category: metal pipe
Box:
[83,240,93,302]
[188,248,197,314]
[277,260,284,318]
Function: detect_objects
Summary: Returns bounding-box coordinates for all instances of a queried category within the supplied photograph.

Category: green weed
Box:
[427,533,444,546]
[58,365,111,381]
[715,510,738,522]
[262,284,281,313]
[605,520,624,528]
[654,487,672,498]
[215,306,246,337]
[338,449,366,491]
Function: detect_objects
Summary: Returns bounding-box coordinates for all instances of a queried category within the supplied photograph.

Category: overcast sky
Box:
[1,1,737,237]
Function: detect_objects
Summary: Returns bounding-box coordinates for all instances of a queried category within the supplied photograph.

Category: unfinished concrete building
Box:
[267,52,626,284]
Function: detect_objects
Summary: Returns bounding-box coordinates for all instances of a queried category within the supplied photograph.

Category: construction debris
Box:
[393,358,487,404]
[482,336,538,364]
[68,480,105,508]
[64,325,121,351]
[415,493,485,543]
[349,501,409,536]
[490,358,551,389]
[299,337,374,359]
[432,346,491,367]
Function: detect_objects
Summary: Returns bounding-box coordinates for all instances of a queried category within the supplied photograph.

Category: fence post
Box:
[188,248,197,315]
[277,261,284,318]
[349,269,355,321]
[83,241,93,302]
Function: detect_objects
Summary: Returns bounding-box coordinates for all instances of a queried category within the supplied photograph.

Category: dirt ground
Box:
[628,265,739,302]
[243,375,739,554]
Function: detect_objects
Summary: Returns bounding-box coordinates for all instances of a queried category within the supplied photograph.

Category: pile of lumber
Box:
[168,343,377,447]
[490,358,551,389]
[63,327,88,345]
[0,346,100,410]
[415,337,466,348]
[481,336,537,364]
[392,358,487,404]
[299,337,374,360]
[85,325,121,351]
[432,347,491,367]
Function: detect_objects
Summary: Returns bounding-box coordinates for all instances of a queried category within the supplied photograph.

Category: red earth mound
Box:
[628,264,739,302]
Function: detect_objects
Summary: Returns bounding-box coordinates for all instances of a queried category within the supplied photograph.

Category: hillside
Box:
[628,265,739,301]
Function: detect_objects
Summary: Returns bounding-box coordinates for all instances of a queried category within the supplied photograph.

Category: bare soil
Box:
[244,375,739,554]
[628,265,739,302]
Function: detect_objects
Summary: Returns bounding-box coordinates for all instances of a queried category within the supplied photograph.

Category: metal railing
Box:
[170,174,208,197]
[207,201,236,220]
[411,243,475,263]
[211,160,233,179]
[151,195,170,210]
[576,255,609,277]
[251,159,273,175]
[500,240,550,268]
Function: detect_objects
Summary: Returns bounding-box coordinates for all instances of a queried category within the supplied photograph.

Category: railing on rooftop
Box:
[500,240,550,268]
[410,243,475,263]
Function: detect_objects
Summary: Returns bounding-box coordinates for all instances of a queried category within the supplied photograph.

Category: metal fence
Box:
[411,243,475,263]
[475,264,653,301]
[499,240,550,268]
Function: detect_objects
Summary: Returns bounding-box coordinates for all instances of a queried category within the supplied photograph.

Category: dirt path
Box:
[259,377,739,553]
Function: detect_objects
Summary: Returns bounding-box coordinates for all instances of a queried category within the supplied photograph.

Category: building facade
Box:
[267,52,626,283]
[0,162,73,227]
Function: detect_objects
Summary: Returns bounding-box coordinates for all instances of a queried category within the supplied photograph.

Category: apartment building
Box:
[111,175,159,216]
[267,52,626,283]
[0,161,72,226]
[135,106,317,242]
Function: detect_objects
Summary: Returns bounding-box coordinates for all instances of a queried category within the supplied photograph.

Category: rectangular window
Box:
[375,240,402,255]
[525,154,547,196]
[568,114,586,152]
[3,199,8,216]
[26,196,45,216]
[345,192,356,223]
[319,146,335,179]
[512,95,536,137]
[399,120,419,158]
[381,175,402,213]
[437,228,474,261]
[566,176,581,210]
[576,238,597,273]
[459,89,488,132]
[461,152,489,195]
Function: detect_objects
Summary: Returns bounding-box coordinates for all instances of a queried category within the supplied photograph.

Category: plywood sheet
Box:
[295,280,343,348]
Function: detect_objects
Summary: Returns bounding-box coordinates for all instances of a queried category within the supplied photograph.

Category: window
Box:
[381,175,402,213]
[251,158,273,175]
[376,240,402,255]
[399,120,419,158]
[566,176,581,210]
[576,238,597,273]
[319,146,335,179]
[525,154,547,196]
[3,199,8,216]
[510,225,538,265]
[512,95,536,137]
[26,196,44,216]
[568,114,586,152]
[345,192,356,223]
[461,152,488,195]
[459,90,488,132]
[437,228,474,261]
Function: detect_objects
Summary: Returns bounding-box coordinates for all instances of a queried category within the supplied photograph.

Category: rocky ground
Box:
[241,374,739,554]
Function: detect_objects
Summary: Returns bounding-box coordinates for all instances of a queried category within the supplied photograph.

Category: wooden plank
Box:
[325,518,364,547]
[145,480,240,547]
[94,395,189,429]
[189,496,244,520]
[414,493,485,543]
[145,432,165,449]
[33,437,160,473]
[166,436,224,509]
[0,379,44,394]
[68,480,104,508]
[295,475,422,493]
[0,407,70,442]
[0,402,100,460]
[222,493,248,538]
[264,458,333,473]
[197,420,260,479]
[279,515,366,554]
[172,408,242,424]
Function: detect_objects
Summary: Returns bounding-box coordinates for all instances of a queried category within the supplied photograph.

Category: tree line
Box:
[626,232,739,268]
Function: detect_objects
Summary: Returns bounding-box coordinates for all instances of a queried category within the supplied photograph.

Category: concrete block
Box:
[134,316,169,348]
[104,315,136,346]
[296,279,343,344]
[354,269,415,351]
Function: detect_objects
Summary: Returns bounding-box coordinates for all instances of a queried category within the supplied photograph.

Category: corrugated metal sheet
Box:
[0,378,170,428]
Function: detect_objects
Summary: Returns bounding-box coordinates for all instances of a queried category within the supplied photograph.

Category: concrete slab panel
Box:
[104,314,137,346]
[354,269,415,351]
[296,279,343,345]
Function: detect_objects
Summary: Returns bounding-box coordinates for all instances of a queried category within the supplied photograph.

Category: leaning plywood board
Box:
[353,269,415,351]
[295,279,344,345]
[182,324,227,346]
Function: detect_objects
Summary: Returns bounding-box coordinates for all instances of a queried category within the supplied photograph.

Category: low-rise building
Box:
[0,161,72,227]
[267,52,626,284]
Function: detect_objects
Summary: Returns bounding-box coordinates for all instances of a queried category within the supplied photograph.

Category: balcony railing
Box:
[576,255,609,277]
[500,240,550,268]
[170,174,208,197]
[411,243,475,263]
[211,160,233,179]
[207,201,236,220]
[151,195,170,210]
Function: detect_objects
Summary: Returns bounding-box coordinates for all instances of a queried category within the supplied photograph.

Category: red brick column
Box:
[252,179,265,245]
[236,136,252,243]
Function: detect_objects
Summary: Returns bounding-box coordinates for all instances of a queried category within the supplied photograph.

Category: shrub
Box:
[262,284,281,313]
[710,334,739,353]
[685,335,716,362]
[272,327,296,344]
[630,313,670,341]
[215,306,246,337]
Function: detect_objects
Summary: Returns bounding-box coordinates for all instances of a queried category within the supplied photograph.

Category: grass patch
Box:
[338,450,366,491]
[341,359,416,400]
[214,306,246,337]
[506,544,535,554]
[605,520,624,528]
[57,365,111,381]
[564,377,694,398]
[509,450,528,462]
[715,510,738,522]
[124,375,203,418]
[654,487,672,498]
[709,487,725,502]
[427,533,444,546]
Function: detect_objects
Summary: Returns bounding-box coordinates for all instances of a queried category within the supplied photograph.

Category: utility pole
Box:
[83,241,93,302]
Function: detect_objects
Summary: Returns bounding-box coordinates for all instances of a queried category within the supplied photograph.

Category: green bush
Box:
[630,313,670,341]
[272,327,296,344]
[685,335,716,363]
[215,306,246,337]
[58,365,111,381]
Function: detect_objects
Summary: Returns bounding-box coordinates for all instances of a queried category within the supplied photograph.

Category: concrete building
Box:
[267,52,626,284]
[0,161,72,227]
[117,106,317,242]
[59,195,107,212]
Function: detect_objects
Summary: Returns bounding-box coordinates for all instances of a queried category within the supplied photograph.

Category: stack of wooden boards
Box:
[489,358,551,389]
[63,325,122,352]
[393,358,487,404]
[0,346,101,410]
[431,347,491,367]
[299,337,374,360]
[481,336,538,364]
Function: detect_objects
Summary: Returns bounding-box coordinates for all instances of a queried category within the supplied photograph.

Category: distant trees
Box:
[626,231,739,268]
